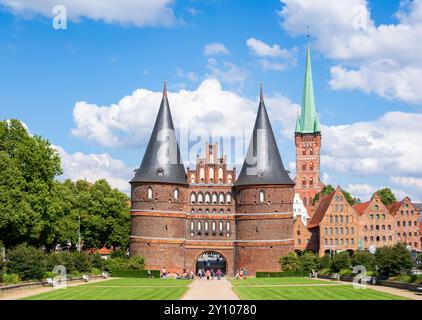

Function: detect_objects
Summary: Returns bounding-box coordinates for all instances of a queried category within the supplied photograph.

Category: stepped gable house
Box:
[129,82,295,275]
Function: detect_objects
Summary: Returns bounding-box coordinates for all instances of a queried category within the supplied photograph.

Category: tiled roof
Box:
[388,201,402,213]
[353,201,371,215]
[308,191,336,228]
[98,247,111,255]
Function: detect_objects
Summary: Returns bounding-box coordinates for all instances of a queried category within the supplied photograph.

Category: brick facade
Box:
[294,133,323,215]
[130,143,295,275]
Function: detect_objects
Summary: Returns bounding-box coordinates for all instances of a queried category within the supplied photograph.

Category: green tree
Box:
[351,251,376,271]
[279,252,301,271]
[299,252,320,272]
[313,185,335,204]
[375,243,413,276]
[376,188,397,206]
[318,254,332,270]
[0,119,62,247]
[342,190,361,206]
[6,244,46,280]
[331,251,351,272]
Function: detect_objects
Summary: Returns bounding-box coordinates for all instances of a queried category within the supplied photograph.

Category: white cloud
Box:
[246,37,292,59]
[203,43,230,56]
[391,176,422,189]
[321,111,422,177]
[70,79,299,167]
[346,183,378,200]
[54,145,131,193]
[0,0,176,27]
[278,0,422,103]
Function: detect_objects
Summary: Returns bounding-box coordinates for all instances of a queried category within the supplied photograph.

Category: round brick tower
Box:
[233,85,295,274]
[130,81,188,273]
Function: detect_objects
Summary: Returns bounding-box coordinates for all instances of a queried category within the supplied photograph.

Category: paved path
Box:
[182,278,239,300]
[0,278,110,300]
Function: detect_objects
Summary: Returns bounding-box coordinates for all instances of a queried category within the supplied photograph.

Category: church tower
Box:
[294,44,323,216]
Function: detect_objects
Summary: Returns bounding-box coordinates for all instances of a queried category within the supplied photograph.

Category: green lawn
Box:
[24,278,191,300]
[231,277,408,300]
[231,277,329,286]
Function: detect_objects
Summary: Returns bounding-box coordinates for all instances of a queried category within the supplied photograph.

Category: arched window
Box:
[190,174,196,184]
[190,192,196,204]
[303,197,307,206]
[302,162,306,171]
[219,193,225,204]
[209,154,214,164]
[212,193,218,204]
[302,178,306,186]
[147,187,153,199]
[302,148,306,156]
[226,222,230,234]
[364,225,368,232]
[310,162,314,171]
[227,174,233,184]
[310,148,313,155]
[259,190,265,203]
[218,168,223,181]
[205,221,209,231]
[205,193,211,204]
[199,168,205,181]
[198,192,204,204]
[226,193,232,203]
[209,167,214,182]
[173,188,179,200]
[309,178,313,186]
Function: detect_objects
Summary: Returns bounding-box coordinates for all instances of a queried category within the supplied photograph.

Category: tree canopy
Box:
[376,188,397,206]
[312,185,360,205]
[0,119,130,251]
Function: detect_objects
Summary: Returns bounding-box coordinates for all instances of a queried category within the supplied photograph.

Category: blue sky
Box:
[1,0,421,202]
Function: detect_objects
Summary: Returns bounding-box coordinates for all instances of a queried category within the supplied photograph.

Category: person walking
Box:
[216,269,221,280]
[206,269,210,280]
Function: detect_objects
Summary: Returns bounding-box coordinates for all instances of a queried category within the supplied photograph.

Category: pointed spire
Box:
[235,85,294,187]
[131,82,187,185]
[296,42,321,134]
[163,79,167,98]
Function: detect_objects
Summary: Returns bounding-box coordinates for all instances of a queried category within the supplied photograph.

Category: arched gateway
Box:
[195,251,226,275]
[129,82,295,276]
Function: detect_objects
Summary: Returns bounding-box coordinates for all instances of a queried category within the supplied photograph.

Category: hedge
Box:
[256,271,309,278]
[111,270,160,278]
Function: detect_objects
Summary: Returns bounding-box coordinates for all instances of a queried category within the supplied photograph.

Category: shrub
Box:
[69,271,82,279]
[299,252,320,273]
[318,255,332,270]
[104,256,145,273]
[111,270,160,278]
[255,271,309,278]
[279,253,301,272]
[43,271,57,280]
[366,271,378,277]
[1,273,20,285]
[6,244,46,280]
[375,243,413,276]
[389,274,413,283]
[90,268,102,276]
[331,251,351,273]
[72,252,92,273]
[413,274,422,284]
[90,254,105,270]
[319,268,331,276]
[339,269,353,277]
[351,251,376,271]
[110,249,127,259]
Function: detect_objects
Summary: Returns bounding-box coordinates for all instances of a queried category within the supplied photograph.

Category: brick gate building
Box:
[129,83,295,275]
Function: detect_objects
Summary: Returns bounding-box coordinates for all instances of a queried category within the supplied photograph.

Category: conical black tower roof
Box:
[131,82,187,185]
[234,84,294,187]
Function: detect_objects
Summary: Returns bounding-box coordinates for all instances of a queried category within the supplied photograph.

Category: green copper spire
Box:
[296,43,321,134]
